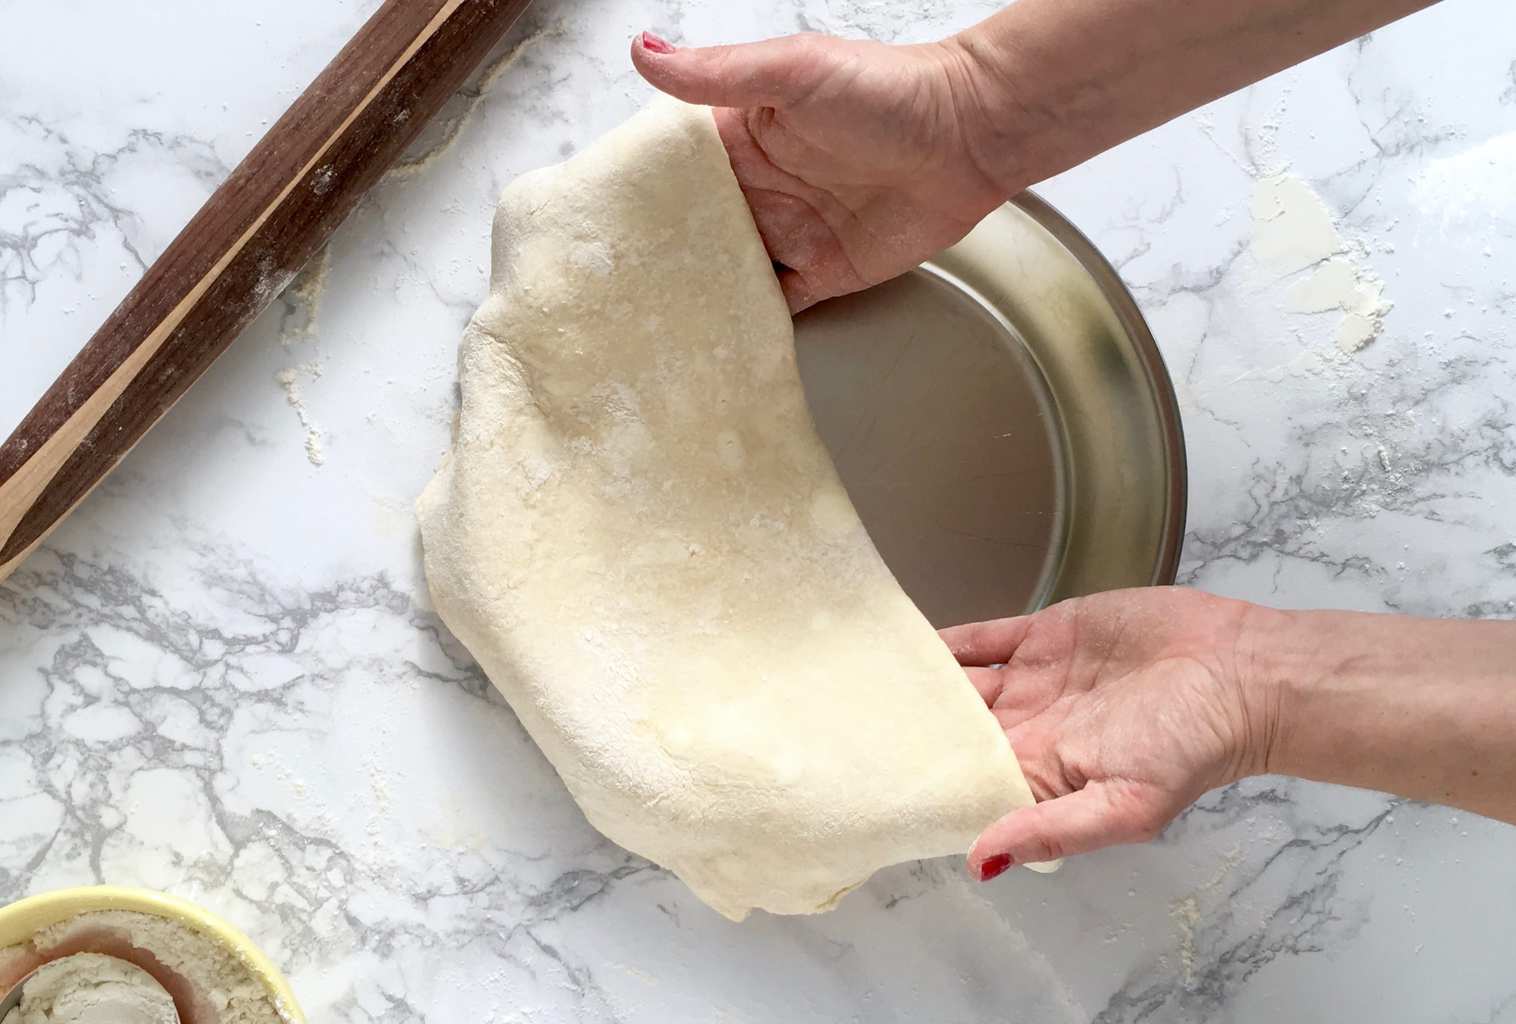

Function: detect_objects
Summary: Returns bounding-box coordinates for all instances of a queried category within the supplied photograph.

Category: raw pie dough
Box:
[417,99,1036,920]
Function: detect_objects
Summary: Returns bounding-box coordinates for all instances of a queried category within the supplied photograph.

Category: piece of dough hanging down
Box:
[417,98,1037,920]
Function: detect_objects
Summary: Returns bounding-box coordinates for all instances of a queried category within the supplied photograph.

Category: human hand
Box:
[631,31,1012,312]
[940,588,1277,880]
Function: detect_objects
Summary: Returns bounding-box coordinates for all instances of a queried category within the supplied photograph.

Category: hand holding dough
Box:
[417,99,1036,920]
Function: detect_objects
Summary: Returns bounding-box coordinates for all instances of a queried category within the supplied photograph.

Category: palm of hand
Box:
[636,35,1005,311]
[943,589,1261,866]
[715,40,1005,310]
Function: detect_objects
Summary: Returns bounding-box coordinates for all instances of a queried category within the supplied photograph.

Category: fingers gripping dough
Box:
[417,99,1036,920]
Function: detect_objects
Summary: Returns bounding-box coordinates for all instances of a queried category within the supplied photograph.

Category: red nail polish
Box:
[977,853,1013,882]
[640,31,675,54]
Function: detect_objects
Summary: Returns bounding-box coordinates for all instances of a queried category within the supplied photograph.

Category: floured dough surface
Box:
[417,99,1035,920]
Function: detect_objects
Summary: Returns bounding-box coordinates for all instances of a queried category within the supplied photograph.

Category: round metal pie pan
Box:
[794,192,1187,629]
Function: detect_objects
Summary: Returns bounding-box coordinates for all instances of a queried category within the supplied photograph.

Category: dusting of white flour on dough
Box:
[1250,173,1392,354]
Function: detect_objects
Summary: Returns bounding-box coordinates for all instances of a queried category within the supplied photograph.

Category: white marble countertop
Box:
[3,1,1515,1020]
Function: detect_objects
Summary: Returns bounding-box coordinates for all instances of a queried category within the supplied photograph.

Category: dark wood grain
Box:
[0,0,533,578]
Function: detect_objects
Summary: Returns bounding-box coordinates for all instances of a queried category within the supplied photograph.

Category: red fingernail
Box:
[976,853,1013,882]
[640,31,675,54]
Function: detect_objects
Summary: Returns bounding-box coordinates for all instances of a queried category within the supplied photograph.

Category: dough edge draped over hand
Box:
[417,98,1036,920]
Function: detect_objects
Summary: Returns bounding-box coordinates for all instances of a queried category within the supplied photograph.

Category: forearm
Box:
[946,0,1438,192]
[1242,607,1516,823]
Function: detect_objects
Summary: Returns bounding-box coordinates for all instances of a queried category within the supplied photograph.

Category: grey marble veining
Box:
[3,1,1515,1020]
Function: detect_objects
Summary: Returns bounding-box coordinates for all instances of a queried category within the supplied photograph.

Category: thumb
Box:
[966,781,1165,879]
[630,31,827,109]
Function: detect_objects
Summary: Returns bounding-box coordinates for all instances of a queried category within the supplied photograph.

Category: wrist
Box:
[1232,606,1421,787]
[933,28,1036,199]
[1231,608,1516,823]
[939,2,1123,195]
[1229,601,1297,782]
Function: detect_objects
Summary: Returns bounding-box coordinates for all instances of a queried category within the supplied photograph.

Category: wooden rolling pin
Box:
[0,0,533,581]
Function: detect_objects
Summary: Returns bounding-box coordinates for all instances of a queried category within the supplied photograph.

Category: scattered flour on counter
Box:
[279,246,331,349]
[949,873,1086,1022]
[1250,174,1341,266]
[275,364,325,466]
[271,247,332,466]
[1170,845,1244,985]
[1249,173,1393,354]
[1412,131,1516,225]
[387,22,563,181]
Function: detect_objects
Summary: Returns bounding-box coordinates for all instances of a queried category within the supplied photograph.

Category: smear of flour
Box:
[1249,173,1392,354]
[1170,845,1244,984]
[271,248,331,466]
[280,246,331,348]
[387,23,562,181]
[1412,131,1516,227]
[275,364,325,466]
[946,872,1087,1022]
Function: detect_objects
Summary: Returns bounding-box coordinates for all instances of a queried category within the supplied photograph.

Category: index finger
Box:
[938,615,1034,667]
